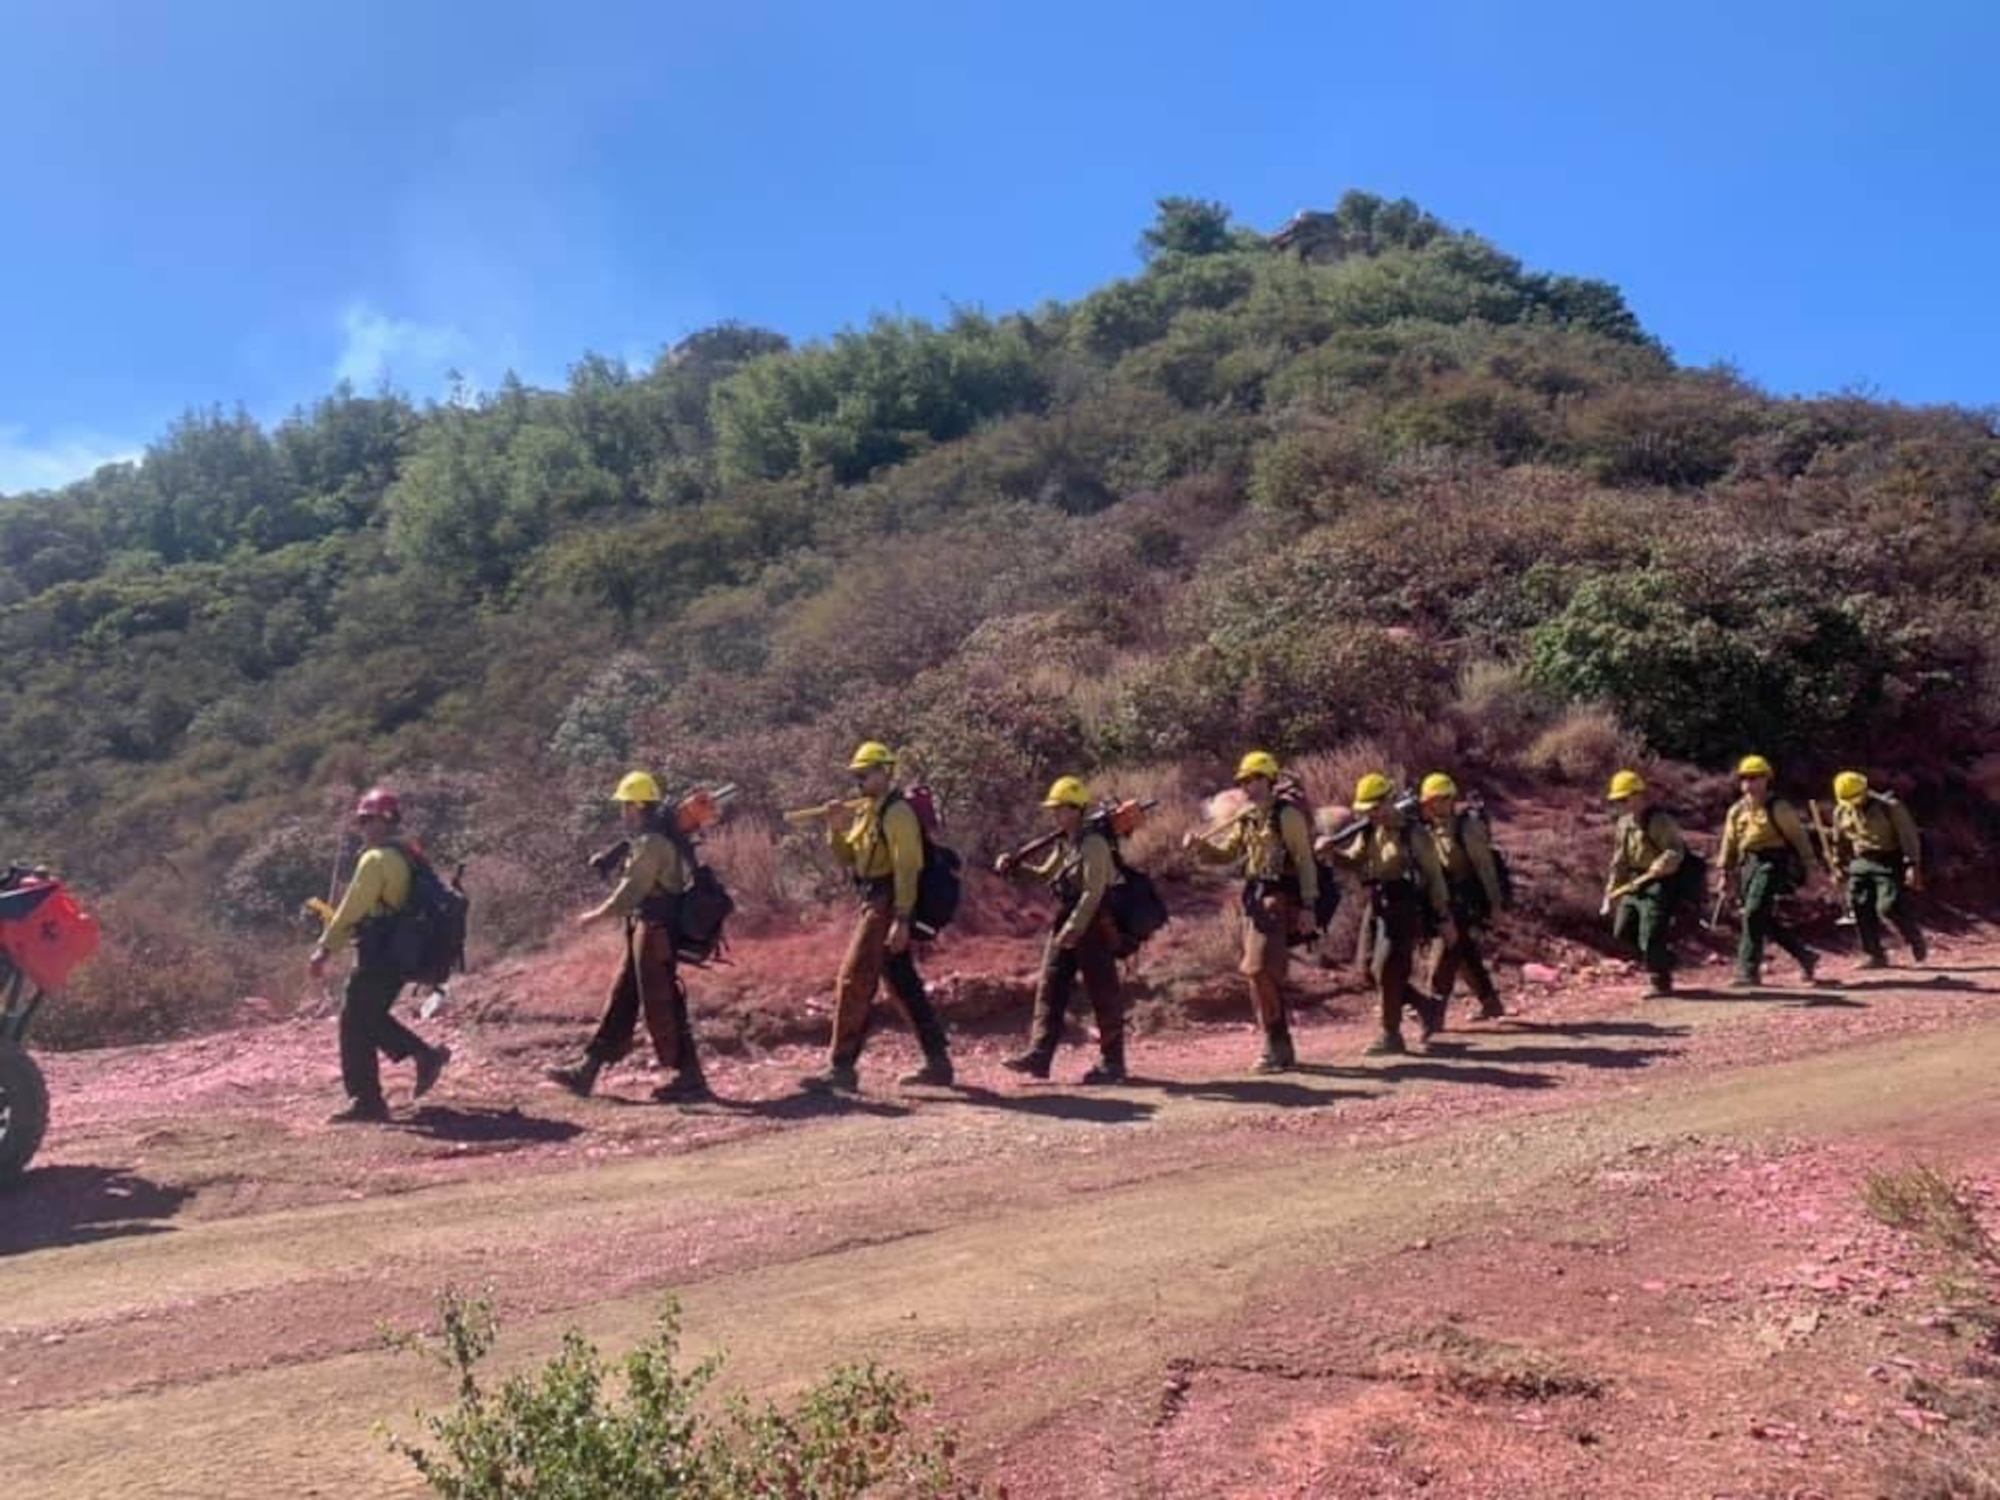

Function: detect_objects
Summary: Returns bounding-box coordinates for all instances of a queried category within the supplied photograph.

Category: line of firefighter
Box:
[308,744,1932,1116]
[1601,755,1926,996]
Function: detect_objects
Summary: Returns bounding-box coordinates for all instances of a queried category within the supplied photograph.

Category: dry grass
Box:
[699,819,814,932]
[47,893,258,1050]
[1450,659,1552,760]
[1375,1324,1603,1402]
[1881,1451,2000,1500]
[1519,704,1640,788]
[1864,1165,1998,1264]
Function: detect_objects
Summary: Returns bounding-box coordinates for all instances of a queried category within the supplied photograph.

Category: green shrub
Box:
[385,1290,981,1500]
[712,313,1046,485]
[1248,421,1382,518]
[1566,373,1763,488]
[1526,536,1952,766]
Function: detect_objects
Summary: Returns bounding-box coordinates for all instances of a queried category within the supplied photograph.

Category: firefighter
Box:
[1831,771,1930,968]
[1718,754,1820,987]
[547,771,708,1102]
[996,776,1127,1085]
[1323,774,1456,1056]
[308,788,450,1123]
[804,742,955,1093]
[1418,773,1507,1021]
[1184,751,1320,1073]
[1603,770,1688,998]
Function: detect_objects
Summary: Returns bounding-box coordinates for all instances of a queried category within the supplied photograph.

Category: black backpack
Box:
[884,792,963,939]
[1645,810,1708,907]
[659,824,735,967]
[380,844,469,987]
[1274,794,1342,932]
[1454,810,1516,917]
[1095,828,1169,957]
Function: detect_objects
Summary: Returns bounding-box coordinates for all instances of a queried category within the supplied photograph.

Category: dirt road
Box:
[5,946,1999,1498]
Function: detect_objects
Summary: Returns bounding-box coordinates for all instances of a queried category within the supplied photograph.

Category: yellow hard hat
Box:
[1420,772,1458,802]
[1235,750,1281,784]
[613,770,662,804]
[1042,775,1092,810]
[1737,754,1774,779]
[1354,772,1395,811]
[1834,771,1869,804]
[1607,769,1646,801]
[848,740,897,772]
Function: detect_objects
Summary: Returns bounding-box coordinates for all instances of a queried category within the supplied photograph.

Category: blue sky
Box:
[3,0,1994,494]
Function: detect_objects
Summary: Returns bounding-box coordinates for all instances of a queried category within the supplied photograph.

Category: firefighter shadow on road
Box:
[941,1085,1158,1125]
[1152,1075,1366,1109]
[704,1091,915,1122]
[1444,1041,1683,1072]
[395,1105,585,1145]
[1503,1019,1692,1041]
[1368,1060,1560,1090]
[0,1164,193,1256]
[1835,976,1989,995]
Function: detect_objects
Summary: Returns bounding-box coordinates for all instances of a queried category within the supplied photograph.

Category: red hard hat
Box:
[354,787,402,823]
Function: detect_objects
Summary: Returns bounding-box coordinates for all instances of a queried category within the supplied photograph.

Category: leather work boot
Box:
[651,1070,711,1103]
[1797,951,1820,984]
[1857,953,1889,971]
[1728,971,1761,990]
[546,1057,601,1098]
[1252,1025,1296,1074]
[1641,973,1674,1000]
[1476,994,1507,1020]
[1002,1049,1054,1080]
[1080,1050,1127,1086]
[329,1097,391,1124]
[1419,991,1447,1040]
[802,1063,861,1095]
[414,1045,451,1099]
[1910,933,1930,964]
[1364,1030,1407,1058]
[900,1049,955,1088]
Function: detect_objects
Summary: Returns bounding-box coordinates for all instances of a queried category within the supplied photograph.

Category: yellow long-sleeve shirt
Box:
[1326,820,1452,921]
[1429,811,1505,913]
[1608,809,1687,894]
[832,795,924,917]
[1193,801,1319,908]
[1720,796,1814,873]
[322,845,411,949]
[1025,829,1119,944]
[604,830,692,920]
[1834,795,1922,872]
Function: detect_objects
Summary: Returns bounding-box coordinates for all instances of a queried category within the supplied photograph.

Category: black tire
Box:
[0,1038,50,1186]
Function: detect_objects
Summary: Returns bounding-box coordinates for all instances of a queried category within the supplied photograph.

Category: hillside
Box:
[5,191,1999,1044]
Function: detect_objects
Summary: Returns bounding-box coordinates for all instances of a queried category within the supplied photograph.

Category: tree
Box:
[1140,196,1236,260]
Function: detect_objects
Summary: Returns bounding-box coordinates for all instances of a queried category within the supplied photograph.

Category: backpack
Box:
[1645,811,1708,908]
[659,823,736,967]
[1093,826,1169,957]
[885,790,963,939]
[379,843,470,987]
[1454,810,1515,918]
[1273,790,1343,932]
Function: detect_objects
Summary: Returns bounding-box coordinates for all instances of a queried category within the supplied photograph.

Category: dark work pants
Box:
[1025,915,1124,1061]
[1365,886,1427,1037]
[1738,852,1814,977]
[830,897,949,1067]
[1613,889,1678,983]
[1849,859,1925,959]
[1430,889,1500,1012]
[587,921,700,1076]
[341,966,428,1106]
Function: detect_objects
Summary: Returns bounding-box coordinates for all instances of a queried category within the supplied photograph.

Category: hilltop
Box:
[4,190,1997,1043]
